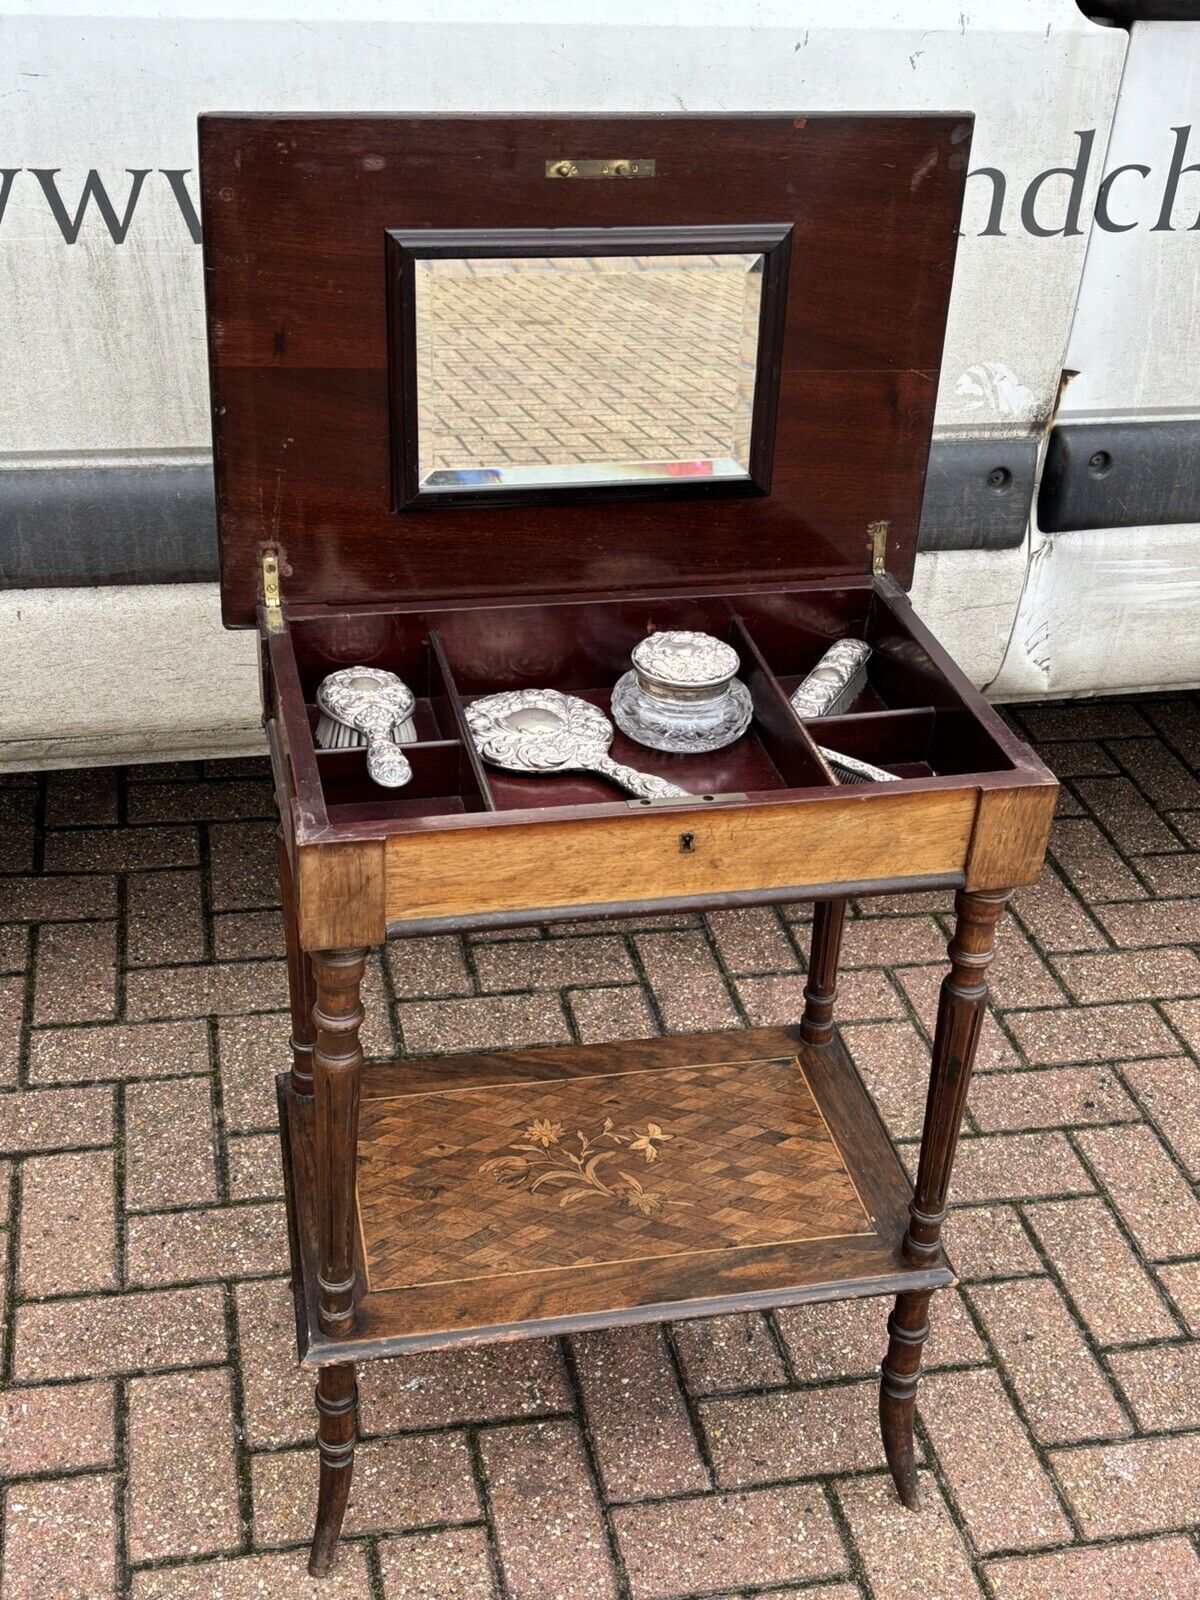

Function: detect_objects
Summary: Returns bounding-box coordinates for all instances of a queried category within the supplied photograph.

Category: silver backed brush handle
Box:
[364,727,413,788]
[817,745,899,785]
[588,755,689,800]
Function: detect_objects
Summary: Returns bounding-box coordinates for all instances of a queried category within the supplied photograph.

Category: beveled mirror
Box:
[388,225,792,510]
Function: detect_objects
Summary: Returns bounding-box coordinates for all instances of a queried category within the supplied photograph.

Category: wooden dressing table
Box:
[199,111,1057,1576]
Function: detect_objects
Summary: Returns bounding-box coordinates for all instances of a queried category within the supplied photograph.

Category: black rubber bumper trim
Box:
[0,463,218,588]
[916,438,1034,553]
[1038,420,1200,534]
[0,440,1034,593]
[1079,3,1198,21]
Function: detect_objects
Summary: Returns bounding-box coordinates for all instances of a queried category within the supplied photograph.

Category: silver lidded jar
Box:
[611,630,753,754]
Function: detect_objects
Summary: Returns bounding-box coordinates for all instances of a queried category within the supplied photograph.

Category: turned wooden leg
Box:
[308,1362,357,1577]
[880,1288,931,1508]
[277,831,316,1095]
[312,948,366,1338]
[880,888,1009,1509]
[801,897,848,1045]
[307,950,367,1574]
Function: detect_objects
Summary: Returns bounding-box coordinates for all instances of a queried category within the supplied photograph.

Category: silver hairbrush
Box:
[315,667,418,788]
[314,667,418,751]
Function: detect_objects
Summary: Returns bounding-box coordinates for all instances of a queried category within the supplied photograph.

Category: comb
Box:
[817,746,901,785]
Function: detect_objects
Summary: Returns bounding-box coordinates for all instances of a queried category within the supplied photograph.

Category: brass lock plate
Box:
[545,158,655,179]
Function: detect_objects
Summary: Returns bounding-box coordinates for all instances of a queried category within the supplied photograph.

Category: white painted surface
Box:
[992,522,1200,702]
[910,546,1030,692]
[0,585,261,771]
[1058,22,1200,423]
[1,0,1123,457]
[995,21,1200,702]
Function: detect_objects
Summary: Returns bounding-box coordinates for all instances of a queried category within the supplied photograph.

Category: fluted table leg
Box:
[307,947,366,1574]
[801,897,848,1045]
[880,889,1009,1508]
[309,1362,357,1577]
[277,831,316,1095]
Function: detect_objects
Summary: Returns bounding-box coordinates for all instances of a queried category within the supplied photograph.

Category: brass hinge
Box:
[869,519,889,577]
[261,548,285,634]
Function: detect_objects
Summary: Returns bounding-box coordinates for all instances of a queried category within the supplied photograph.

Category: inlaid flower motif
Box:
[628,1123,670,1163]
[479,1113,685,1216]
[478,1155,531,1189]
[618,1172,663,1215]
[524,1119,564,1148]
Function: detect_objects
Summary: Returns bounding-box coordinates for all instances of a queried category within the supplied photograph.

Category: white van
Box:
[2,1,1197,768]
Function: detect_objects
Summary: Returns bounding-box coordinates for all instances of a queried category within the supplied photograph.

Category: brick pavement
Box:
[415,256,758,484]
[2,694,1200,1598]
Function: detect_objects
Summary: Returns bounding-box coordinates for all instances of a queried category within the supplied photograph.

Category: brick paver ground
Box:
[2,692,1200,1598]
[416,256,757,485]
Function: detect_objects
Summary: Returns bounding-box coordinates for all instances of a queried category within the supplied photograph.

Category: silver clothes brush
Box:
[790,639,871,720]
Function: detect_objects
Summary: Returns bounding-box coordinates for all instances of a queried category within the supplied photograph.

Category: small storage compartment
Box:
[805,707,1016,781]
[275,580,1021,829]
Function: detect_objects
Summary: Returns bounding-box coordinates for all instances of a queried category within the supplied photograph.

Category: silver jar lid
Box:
[613,630,752,754]
[630,631,741,703]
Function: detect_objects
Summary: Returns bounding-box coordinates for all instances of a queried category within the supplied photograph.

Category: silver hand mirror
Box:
[316,667,415,789]
[464,689,689,801]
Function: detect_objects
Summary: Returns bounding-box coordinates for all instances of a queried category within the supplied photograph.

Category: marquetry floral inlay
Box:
[480,1116,687,1216]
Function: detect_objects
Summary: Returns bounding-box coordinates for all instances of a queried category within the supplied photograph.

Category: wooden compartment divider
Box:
[729,614,837,789]
[271,584,1045,840]
[800,708,939,774]
[316,743,472,819]
[278,594,1034,828]
[427,630,497,812]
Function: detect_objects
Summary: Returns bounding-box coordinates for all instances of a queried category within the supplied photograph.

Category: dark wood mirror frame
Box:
[386,223,793,511]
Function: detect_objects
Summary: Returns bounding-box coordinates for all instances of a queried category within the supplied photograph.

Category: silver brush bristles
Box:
[314,708,417,751]
[315,711,365,751]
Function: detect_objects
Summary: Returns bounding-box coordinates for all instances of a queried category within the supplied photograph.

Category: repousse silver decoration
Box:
[465,688,690,801]
[818,746,900,785]
[316,667,416,789]
[789,639,871,720]
[315,667,419,751]
[611,630,753,754]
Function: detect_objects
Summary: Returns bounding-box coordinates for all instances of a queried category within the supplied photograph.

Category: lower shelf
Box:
[279,1025,952,1367]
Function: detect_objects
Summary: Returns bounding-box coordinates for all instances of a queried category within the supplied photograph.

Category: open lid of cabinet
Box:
[200,113,972,627]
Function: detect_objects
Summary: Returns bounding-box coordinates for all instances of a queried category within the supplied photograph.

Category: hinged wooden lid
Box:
[200,113,972,627]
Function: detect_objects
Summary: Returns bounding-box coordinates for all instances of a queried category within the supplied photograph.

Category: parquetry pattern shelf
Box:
[355,1055,871,1293]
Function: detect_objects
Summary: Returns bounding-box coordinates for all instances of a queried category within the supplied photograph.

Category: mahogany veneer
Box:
[199,110,1058,1578]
